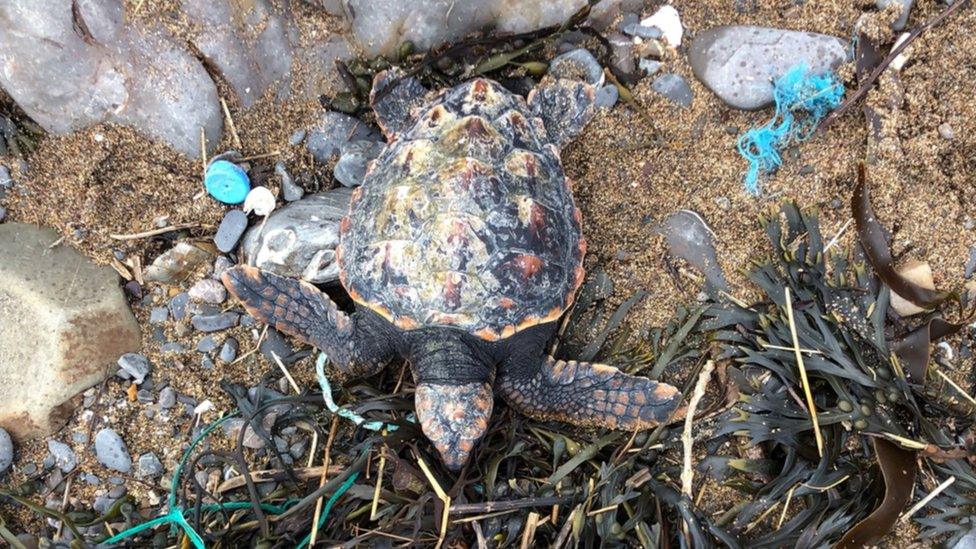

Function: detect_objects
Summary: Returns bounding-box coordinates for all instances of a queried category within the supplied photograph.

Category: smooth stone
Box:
[241,188,353,283]
[288,129,306,146]
[149,307,169,324]
[214,210,249,253]
[191,312,240,332]
[640,5,682,46]
[196,336,218,353]
[651,73,693,107]
[94,429,131,473]
[160,342,186,354]
[47,440,76,473]
[276,162,304,202]
[144,242,213,283]
[0,0,221,157]
[201,356,216,370]
[243,186,277,217]
[594,84,619,109]
[212,256,234,280]
[206,161,251,205]
[877,0,914,30]
[219,337,240,363]
[688,26,847,110]
[952,528,976,549]
[890,260,936,317]
[117,353,151,385]
[306,111,382,163]
[169,292,190,320]
[607,31,637,80]
[639,58,662,77]
[0,428,12,474]
[159,387,177,409]
[622,22,662,39]
[657,210,729,297]
[334,140,383,187]
[548,48,605,86]
[0,224,142,438]
[137,452,164,477]
[617,12,639,33]
[188,279,227,304]
[966,248,976,280]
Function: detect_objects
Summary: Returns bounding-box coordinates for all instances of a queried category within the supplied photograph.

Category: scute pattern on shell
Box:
[339,78,586,340]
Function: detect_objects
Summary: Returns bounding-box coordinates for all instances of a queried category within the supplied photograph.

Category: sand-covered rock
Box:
[0,0,222,157]
[0,223,141,439]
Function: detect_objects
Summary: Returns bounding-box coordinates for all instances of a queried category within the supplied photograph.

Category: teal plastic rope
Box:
[315,353,402,432]
[737,64,845,194]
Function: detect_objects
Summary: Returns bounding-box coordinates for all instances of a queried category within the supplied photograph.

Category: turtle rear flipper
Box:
[497,356,679,430]
[370,69,429,139]
[222,266,394,377]
[527,76,596,149]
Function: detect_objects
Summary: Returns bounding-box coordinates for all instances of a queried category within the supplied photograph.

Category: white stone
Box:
[640,5,682,47]
[890,260,936,317]
[243,186,277,217]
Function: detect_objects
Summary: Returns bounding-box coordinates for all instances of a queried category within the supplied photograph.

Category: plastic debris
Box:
[205,160,251,204]
[243,186,277,216]
[736,64,844,194]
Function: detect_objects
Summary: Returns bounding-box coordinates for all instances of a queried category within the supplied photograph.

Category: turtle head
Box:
[415,381,493,470]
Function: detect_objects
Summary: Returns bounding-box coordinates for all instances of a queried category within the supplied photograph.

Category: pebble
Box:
[159,387,177,409]
[0,165,11,188]
[197,335,219,353]
[334,140,383,187]
[189,279,227,304]
[0,428,12,474]
[877,0,914,30]
[639,58,662,77]
[241,188,353,283]
[277,162,304,202]
[966,217,976,231]
[81,472,101,485]
[117,353,151,384]
[161,342,186,354]
[548,48,605,86]
[306,111,382,163]
[714,196,732,211]
[639,5,682,47]
[938,122,955,140]
[243,186,277,217]
[260,328,299,364]
[137,389,154,404]
[617,12,639,33]
[657,210,729,296]
[688,26,847,110]
[890,260,936,316]
[46,440,76,473]
[205,160,251,205]
[95,428,132,473]
[149,306,169,324]
[651,73,693,107]
[608,32,637,79]
[137,453,164,477]
[144,242,213,283]
[964,248,976,279]
[169,292,191,320]
[72,431,88,444]
[288,129,306,146]
[220,337,240,362]
[191,312,240,332]
[622,21,662,39]
[212,256,234,280]
[201,356,216,370]
[214,210,249,253]
[594,84,618,109]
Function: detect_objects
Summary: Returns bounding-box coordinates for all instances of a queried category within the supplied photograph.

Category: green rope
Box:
[316,353,400,432]
[295,472,360,549]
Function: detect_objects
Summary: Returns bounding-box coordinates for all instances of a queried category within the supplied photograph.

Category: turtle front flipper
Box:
[527,76,596,149]
[497,356,680,430]
[222,266,395,378]
[370,69,429,139]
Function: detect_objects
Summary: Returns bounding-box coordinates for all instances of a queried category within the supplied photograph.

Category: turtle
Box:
[222,71,680,470]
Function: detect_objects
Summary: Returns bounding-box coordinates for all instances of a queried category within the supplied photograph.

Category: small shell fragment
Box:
[243,186,277,216]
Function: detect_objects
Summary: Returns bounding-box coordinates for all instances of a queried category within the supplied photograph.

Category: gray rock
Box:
[241,188,353,283]
[651,74,693,107]
[594,84,619,109]
[334,140,384,187]
[159,387,177,409]
[169,292,191,320]
[0,166,10,189]
[145,242,213,283]
[191,312,240,332]
[965,248,976,279]
[0,0,221,158]
[548,49,605,86]
[212,256,235,280]
[306,111,382,163]
[639,58,662,77]
[201,356,216,370]
[220,337,240,363]
[95,428,132,473]
[137,389,154,403]
[160,342,186,354]
[0,223,142,438]
[197,336,219,353]
[214,210,249,253]
[188,279,227,304]
[344,0,586,56]
[0,428,11,474]
[277,162,304,202]
[688,26,847,110]
[117,353,151,385]
[288,129,306,146]
[607,31,637,79]
[622,22,663,39]
[149,307,169,324]
[137,452,164,477]
[877,0,914,30]
[47,440,76,473]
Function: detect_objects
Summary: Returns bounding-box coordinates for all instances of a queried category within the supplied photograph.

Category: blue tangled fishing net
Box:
[737,64,845,194]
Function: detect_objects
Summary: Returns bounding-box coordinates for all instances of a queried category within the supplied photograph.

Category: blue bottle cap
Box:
[205,160,250,205]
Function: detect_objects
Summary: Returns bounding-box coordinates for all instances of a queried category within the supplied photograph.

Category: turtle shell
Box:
[338,78,585,341]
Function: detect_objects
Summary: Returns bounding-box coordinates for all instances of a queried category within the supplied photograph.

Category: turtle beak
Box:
[415,381,493,471]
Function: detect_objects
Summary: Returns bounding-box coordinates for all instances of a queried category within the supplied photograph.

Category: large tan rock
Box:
[0,223,141,439]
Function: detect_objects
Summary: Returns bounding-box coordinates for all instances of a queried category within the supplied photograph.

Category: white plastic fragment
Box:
[640,5,682,47]
[243,186,277,216]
